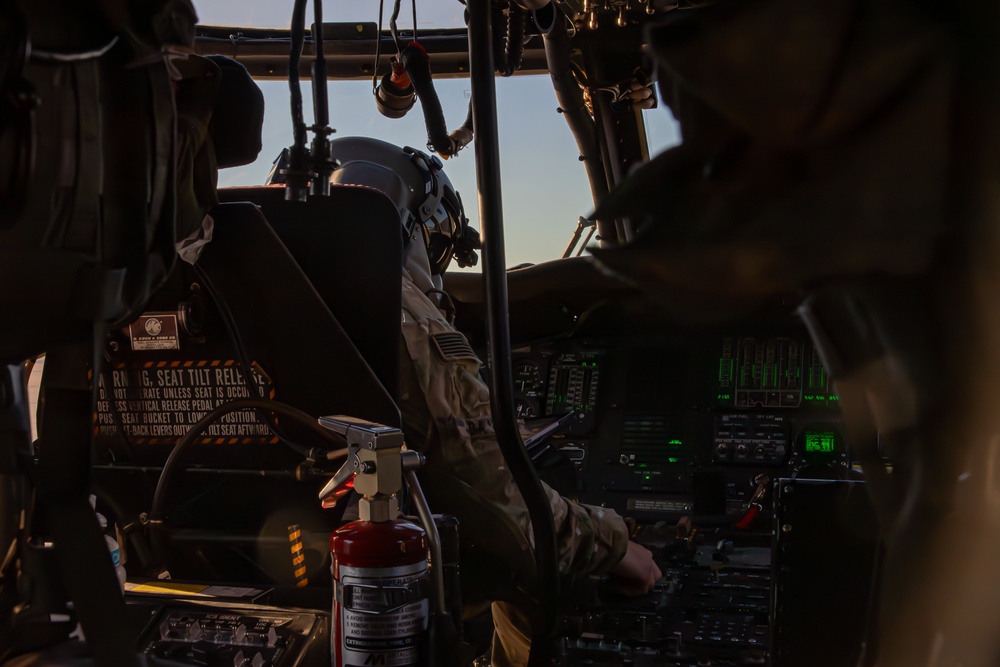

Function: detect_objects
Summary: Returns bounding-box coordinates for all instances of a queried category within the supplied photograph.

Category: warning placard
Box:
[95,361,278,444]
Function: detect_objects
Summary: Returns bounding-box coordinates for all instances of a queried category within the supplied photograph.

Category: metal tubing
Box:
[403,467,447,617]
[542,16,611,215]
[467,0,560,661]
[592,92,633,243]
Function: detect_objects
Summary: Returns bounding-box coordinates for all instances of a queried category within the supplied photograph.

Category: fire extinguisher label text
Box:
[339,570,429,667]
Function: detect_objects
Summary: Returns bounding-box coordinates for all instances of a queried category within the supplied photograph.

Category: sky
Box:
[195,0,681,268]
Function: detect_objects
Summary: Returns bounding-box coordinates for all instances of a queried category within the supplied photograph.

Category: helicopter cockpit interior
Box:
[2,1,998,666]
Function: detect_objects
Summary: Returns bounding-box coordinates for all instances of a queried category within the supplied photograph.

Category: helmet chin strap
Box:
[403,225,443,295]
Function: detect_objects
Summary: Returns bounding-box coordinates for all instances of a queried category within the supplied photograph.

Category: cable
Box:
[411,0,418,42]
[373,0,387,95]
[193,263,315,458]
[312,0,329,128]
[148,398,347,563]
[288,0,309,150]
[283,0,313,200]
[390,0,404,54]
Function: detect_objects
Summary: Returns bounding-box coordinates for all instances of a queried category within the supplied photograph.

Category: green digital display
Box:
[804,431,837,453]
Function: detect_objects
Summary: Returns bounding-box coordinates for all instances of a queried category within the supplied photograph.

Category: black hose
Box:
[490,2,507,76]
[500,1,527,77]
[148,398,346,563]
[283,0,312,200]
[402,43,457,156]
[312,0,329,128]
[288,0,308,149]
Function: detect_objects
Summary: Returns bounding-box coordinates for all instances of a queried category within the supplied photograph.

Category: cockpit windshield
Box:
[201,2,679,267]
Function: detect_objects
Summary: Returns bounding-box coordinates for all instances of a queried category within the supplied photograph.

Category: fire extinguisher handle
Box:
[317,415,406,504]
[320,460,357,508]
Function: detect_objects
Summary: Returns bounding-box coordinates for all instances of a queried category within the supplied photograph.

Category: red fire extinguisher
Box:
[331,518,430,667]
[318,416,431,667]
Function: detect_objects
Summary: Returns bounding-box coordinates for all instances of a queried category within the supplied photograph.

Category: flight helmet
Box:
[268,136,479,275]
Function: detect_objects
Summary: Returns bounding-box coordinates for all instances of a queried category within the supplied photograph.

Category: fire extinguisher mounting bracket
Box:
[318,415,409,516]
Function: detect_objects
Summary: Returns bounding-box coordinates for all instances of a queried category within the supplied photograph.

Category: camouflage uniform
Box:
[398,270,629,665]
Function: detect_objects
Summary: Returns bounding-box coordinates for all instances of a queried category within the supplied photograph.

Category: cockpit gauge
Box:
[789,426,849,479]
[515,398,539,419]
[513,360,545,396]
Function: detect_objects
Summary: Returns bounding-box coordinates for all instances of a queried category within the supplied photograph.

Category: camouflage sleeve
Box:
[399,275,629,583]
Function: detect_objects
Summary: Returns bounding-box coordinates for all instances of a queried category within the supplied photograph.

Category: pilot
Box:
[326,137,662,667]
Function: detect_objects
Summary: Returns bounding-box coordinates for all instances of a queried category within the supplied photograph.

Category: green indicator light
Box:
[638,464,647,468]
[717,393,731,401]
[668,439,682,446]
[644,475,651,480]
[668,457,679,463]
[804,431,837,453]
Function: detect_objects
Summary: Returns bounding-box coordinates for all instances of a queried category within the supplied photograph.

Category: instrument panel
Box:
[508,331,851,525]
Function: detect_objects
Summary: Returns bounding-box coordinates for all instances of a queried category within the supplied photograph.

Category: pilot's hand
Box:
[607,541,662,596]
